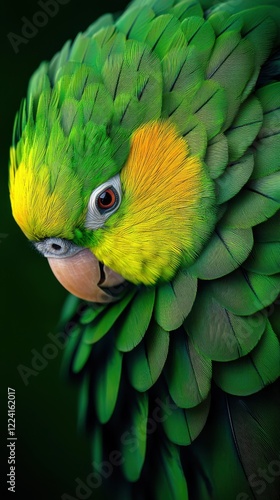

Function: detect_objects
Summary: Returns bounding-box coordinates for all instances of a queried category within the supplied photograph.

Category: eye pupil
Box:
[97,189,116,210]
[99,191,112,206]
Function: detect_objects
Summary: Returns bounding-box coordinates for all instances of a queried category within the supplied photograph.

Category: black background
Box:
[1,1,127,498]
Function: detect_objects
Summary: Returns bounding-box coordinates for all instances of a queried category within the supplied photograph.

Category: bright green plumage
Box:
[9,0,280,498]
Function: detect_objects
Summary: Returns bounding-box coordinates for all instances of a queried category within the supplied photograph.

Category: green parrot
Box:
[9,0,280,498]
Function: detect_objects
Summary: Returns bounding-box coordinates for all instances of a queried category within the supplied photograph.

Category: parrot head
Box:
[9,37,216,303]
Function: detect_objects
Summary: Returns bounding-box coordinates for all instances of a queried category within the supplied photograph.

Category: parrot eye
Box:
[34,238,81,259]
[85,174,122,230]
[97,188,118,211]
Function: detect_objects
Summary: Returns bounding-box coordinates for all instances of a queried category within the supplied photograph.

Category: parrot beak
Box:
[48,249,127,303]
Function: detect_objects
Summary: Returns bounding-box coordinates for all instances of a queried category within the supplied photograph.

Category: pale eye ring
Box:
[85,174,122,230]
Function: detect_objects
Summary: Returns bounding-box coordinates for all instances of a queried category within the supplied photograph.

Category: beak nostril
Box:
[52,243,62,251]
[34,238,79,258]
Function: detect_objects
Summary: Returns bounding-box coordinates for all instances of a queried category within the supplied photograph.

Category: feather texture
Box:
[165,328,212,408]
[186,285,267,361]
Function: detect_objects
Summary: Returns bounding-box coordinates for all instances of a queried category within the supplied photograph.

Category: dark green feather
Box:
[205,132,228,179]
[244,242,280,276]
[154,439,189,500]
[181,16,215,64]
[207,32,255,128]
[126,322,169,391]
[121,392,148,482]
[165,329,211,408]
[154,269,197,331]
[213,321,280,395]
[186,285,266,361]
[211,269,280,316]
[186,380,280,500]
[116,6,155,40]
[115,287,155,352]
[171,1,203,22]
[84,13,114,37]
[215,153,254,205]
[190,80,226,139]
[222,172,280,229]
[252,83,280,179]
[225,96,263,162]
[162,395,211,446]
[95,345,123,424]
[84,290,135,344]
[189,225,254,280]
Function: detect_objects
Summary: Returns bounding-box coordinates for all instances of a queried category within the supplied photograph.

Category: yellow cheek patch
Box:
[93,121,215,285]
[9,147,83,241]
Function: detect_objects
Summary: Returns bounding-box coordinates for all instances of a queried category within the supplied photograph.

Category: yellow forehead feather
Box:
[9,147,84,241]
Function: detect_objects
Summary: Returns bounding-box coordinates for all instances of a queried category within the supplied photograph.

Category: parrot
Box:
[8,0,280,498]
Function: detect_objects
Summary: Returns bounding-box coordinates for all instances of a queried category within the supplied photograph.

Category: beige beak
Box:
[48,249,127,303]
